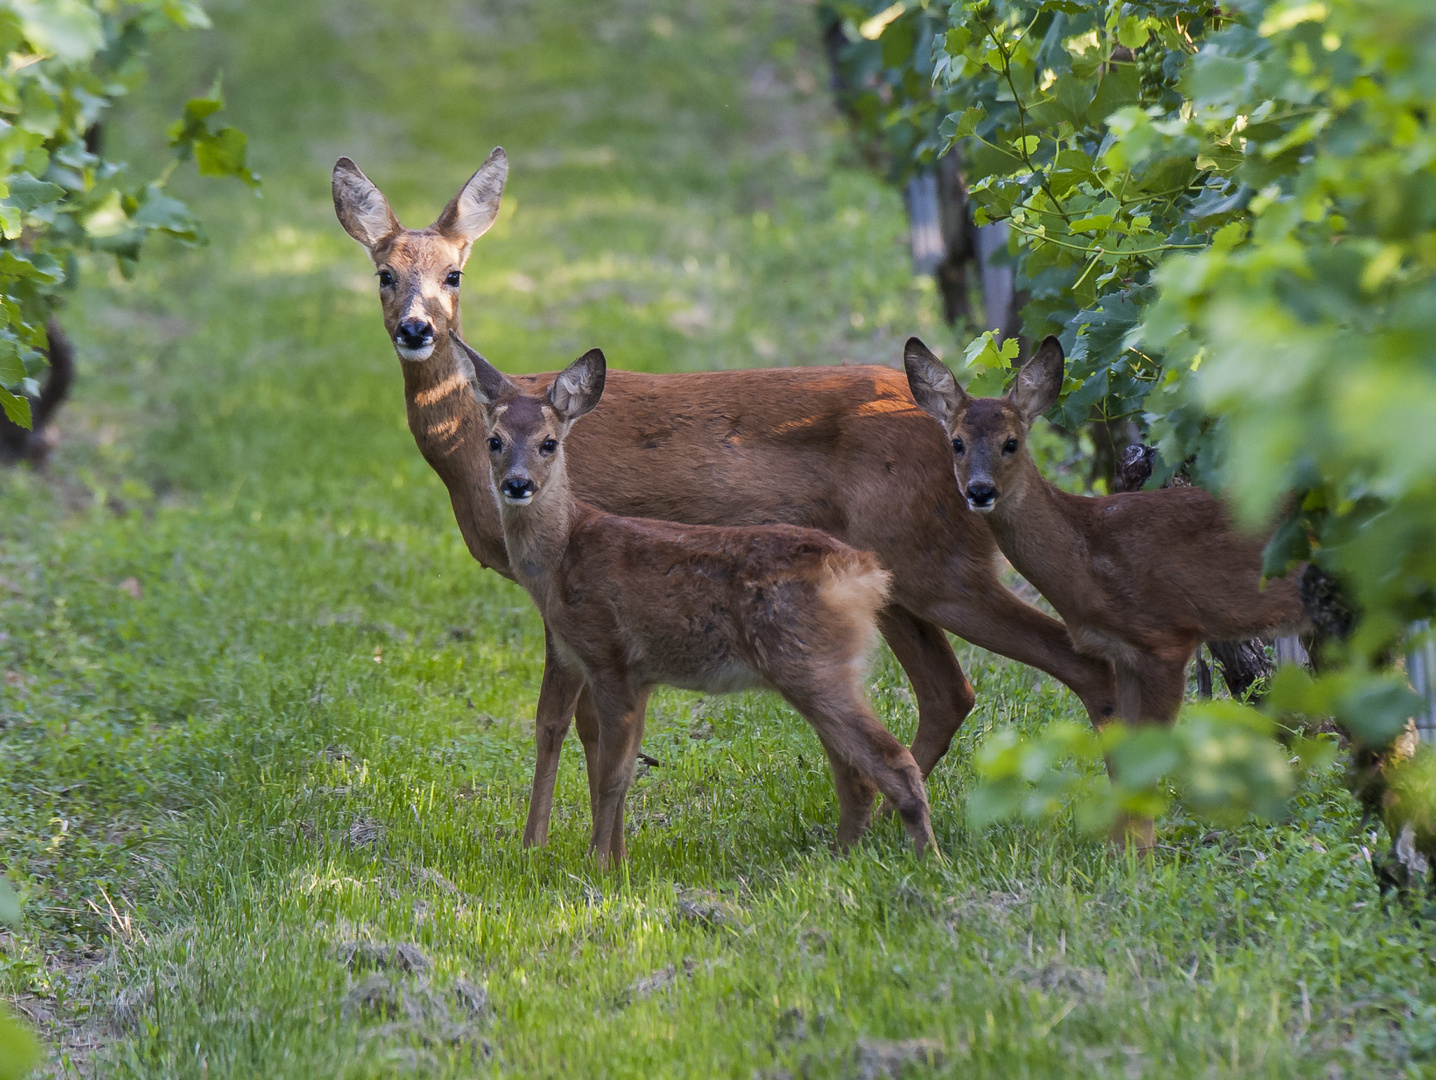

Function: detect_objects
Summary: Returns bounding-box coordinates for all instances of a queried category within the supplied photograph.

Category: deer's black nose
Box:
[966,481,997,508]
[396,318,434,348]
[501,476,536,501]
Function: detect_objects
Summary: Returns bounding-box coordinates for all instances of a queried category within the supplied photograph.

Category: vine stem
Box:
[981,16,1072,225]
[1009,222,1207,258]
[1071,252,1103,292]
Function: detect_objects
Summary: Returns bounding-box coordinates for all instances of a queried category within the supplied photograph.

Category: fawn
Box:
[448,331,936,864]
[903,335,1306,732]
[331,152,1119,849]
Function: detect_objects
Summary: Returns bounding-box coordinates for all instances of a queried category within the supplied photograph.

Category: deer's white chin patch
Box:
[966,500,996,515]
[395,341,436,362]
[501,493,534,506]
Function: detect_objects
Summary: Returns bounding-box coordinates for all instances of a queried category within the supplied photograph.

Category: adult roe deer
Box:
[449,332,936,862]
[330,149,1117,847]
[902,335,1307,731]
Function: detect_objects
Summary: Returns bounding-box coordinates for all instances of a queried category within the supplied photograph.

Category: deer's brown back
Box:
[1034,485,1305,646]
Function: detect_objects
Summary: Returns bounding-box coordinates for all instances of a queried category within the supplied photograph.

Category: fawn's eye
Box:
[445,270,462,288]
[1003,438,1019,454]
[377,269,395,288]
[539,438,558,455]
[487,437,502,453]
[952,438,965,455]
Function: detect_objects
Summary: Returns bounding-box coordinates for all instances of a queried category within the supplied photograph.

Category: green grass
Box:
[1,0,1434,1076]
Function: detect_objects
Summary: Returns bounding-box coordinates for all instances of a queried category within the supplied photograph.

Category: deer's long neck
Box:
[401,334,487,487]
[984,465,1089,615]
[400,332,507,570]
[498,475,579,613]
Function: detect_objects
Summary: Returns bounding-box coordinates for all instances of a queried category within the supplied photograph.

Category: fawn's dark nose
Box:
[395,318,434,349]
[501,476,536,502]
[966,481,998,509]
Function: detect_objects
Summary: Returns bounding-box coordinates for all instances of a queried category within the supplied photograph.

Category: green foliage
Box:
[828,0,1248,431]
[970,704,1337,834]
[0,0,254,431]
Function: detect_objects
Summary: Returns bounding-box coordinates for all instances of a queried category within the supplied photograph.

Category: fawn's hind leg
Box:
[522,627,586,848]
[822,749,878,851]
[781,677,936,857]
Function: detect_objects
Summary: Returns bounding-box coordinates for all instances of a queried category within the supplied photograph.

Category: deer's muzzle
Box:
[966,481,998,513]
[500,475,537,504]
[394,317,436,361]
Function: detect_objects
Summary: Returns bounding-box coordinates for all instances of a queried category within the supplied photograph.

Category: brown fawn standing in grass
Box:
[331,150,1117,850]
[903,335,1307,735]
[448,331,936,864]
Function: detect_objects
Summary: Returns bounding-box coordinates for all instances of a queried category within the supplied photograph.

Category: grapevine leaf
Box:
[0,384,31,429]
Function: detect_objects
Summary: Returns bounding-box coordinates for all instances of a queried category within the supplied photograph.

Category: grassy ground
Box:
[1,0,1433,1076]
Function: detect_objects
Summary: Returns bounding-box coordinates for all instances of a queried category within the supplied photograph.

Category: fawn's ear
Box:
[1009,336,1065,423]
[432,147,508,256]
[332,157,400,252]
[548,349,606,422]
[903,337,967,429]
[448,332,515,409]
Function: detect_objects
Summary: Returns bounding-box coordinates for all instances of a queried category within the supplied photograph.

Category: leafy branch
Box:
[0,2,258,433]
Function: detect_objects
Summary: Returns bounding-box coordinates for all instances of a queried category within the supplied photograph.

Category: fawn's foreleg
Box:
[585,678,648,868]
[522,627,586,848]
[573,689,602,830]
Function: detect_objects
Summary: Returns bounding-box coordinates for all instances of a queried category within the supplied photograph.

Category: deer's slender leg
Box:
[521,628,586,848]
[599,687,651,863]
[1134,653,1193,724]
[922,574,1118,726]
[779,677,935,857]
[1106,663,1148,848]
[572,688,602,827]
[585,678,646,868]
[878,607,975,777]
[1114,665,1143,727]
[822,748,877,851]
[1109,653,1192,850]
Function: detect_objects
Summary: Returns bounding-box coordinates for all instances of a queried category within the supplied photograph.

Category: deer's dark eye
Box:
[1003,438,1019,454]
[952,438,965,455]
[445,270,462,288]
[487,437,502,453]
[377,269,395,288]
[539,438,558,455]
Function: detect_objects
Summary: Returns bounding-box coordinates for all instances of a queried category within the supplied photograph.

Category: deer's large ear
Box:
[448,332,515,409]
[903,337,967,429]
[332,158,400,252]
[548,349,605,422]
[433,147,508,254]
[1009,336,1065,423]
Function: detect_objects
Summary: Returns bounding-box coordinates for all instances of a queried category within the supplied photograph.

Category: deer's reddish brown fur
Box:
[450,333,935,862]
[903,335,1307,730]
[331,151,1117,849]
